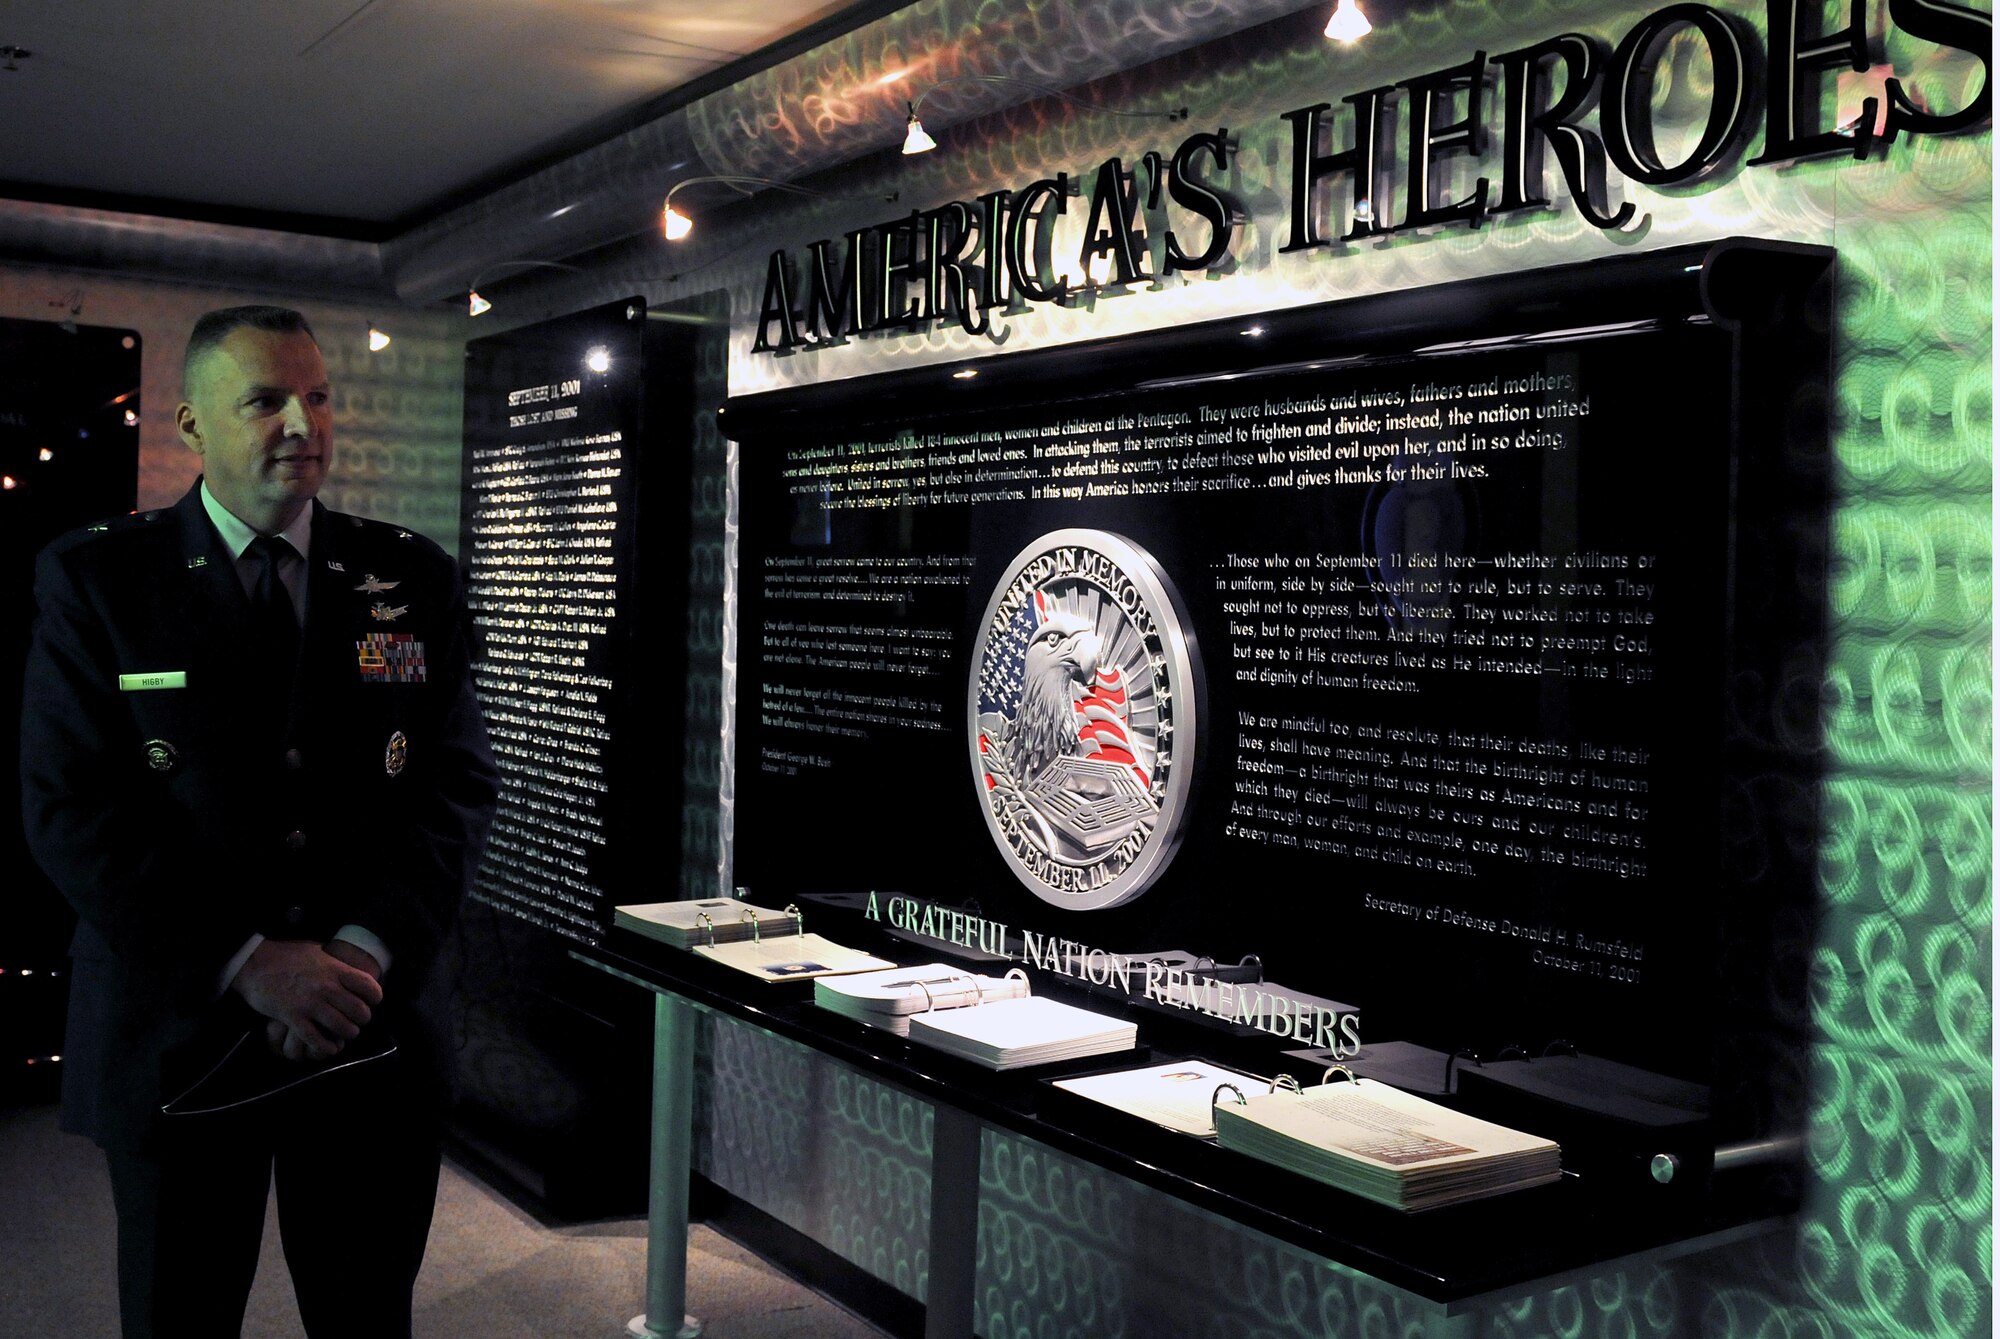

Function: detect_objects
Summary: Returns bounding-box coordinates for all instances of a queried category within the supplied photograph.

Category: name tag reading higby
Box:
[119,671,188,692]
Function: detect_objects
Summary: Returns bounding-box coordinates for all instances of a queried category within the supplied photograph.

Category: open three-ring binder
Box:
[1211,1070,1562,1212]
[814,963,1031,1036]
[1051,1059,1271,1138]
[613,896,796,949]
[903,973,1138,1069]
[614,897,894,981]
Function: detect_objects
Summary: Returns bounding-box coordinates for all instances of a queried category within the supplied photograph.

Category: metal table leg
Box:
[925,1104,982,1339]
[627,991,702,1339]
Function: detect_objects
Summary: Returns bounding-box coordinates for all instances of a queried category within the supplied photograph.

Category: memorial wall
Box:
[727,249,1823,1090]
[461,300,645,944]
[455,0,1987,1333]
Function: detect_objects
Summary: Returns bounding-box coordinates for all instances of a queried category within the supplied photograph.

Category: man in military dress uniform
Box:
[19,305,499,1337]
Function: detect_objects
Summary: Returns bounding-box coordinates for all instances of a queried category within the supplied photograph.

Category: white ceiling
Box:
[0,0,889,233]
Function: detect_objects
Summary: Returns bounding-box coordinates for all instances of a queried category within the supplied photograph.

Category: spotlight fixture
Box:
[367,324,391,352]
[900,75,1188,156]
[661,176,898,243]
[1324,0,1372,42]
[902,103,939,155]
[585,346,612,375]
[38,448,53,462]
[462,261,582,317]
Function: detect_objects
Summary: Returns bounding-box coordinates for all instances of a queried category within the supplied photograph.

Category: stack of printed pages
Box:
[613,897,798,949]
[815,963,1031,1036]
[1213,1078,1561,1211]
[907,995,1137,1069]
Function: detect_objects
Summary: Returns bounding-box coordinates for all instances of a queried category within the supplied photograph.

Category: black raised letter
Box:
[1078,158,1147,287]
[926,202,988,335]
[1602,5,1755,186]
[1883,0,1992,140]
[752,250,800,353]
[1748,0,1871,164]
[878,213,924,328]
[803,231,867,343]
[1399,53,1491,230]
[1007,175,1071,306]
[1164,129,1239,272]
[1493,35,1636,229]
[1281,88,1397,251]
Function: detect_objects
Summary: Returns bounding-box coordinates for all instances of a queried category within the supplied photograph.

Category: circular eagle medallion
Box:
[969,529,1199,910]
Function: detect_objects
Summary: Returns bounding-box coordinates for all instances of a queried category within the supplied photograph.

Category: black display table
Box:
[578,921,1788,1339]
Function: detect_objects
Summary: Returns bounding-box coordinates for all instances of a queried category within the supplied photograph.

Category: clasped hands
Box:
[232,938,384,1063]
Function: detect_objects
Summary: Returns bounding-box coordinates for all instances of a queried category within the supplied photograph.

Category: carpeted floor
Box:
[0,1100,889,1338]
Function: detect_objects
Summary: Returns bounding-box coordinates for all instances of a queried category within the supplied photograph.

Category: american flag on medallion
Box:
[1075,666,1146,788]
[977,589,1144,789]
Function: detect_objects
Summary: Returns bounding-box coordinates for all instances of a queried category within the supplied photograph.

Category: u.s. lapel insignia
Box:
[384,730,409,777]
[142,738,179,774]
[327,560,347,572]
[354,573,399,593]
[396,530,414,541]
[370,601,409,622]
[186,556,208,569]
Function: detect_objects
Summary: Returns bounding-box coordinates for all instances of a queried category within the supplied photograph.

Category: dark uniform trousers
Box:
[19,483,498,1338]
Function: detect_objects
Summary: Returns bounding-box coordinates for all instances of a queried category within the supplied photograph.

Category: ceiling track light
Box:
[464,260,583,316]
[662,175,897,242]
[902,74,1188,156]
[367,323,392,352]
[1324,0,1372,43]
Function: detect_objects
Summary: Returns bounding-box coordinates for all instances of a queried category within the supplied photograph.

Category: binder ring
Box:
[1239,954,1264,981]
[1270,1073,1302,1095]
[914,980,939,1013]
[742,909,760,943]
[696,912,715,946]
[1003,967,1030,992]
[784,904,804,937]
[1319,1064,1357,1086]
[1541,1038,1577,1058]
[1212,1082,1247,1109]
[1444,1048,1483,1091]
[1192,956,1216,972]
[1495,1043,1529,1063]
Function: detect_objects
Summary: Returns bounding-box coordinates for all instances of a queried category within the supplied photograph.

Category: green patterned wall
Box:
[628,1,1992,1333]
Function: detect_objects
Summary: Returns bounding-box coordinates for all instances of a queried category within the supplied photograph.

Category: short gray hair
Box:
[183,305,319,393]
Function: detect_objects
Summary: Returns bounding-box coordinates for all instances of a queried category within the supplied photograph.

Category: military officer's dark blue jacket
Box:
[20,481,499,1150]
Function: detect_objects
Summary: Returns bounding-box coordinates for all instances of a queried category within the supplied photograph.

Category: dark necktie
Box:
[247,535,301,666]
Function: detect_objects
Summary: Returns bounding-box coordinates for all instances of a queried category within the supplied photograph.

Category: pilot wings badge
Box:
[369,601,409,622]
[969,530,1200,911]
[353,574,399,594]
